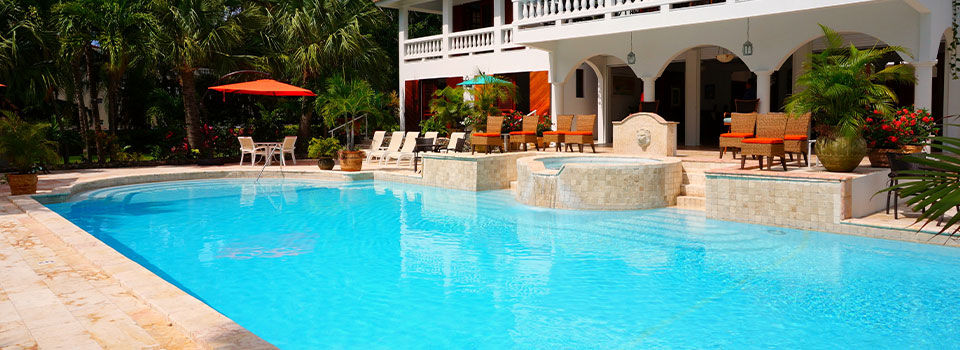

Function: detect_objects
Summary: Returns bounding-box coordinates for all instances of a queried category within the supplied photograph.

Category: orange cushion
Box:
[562,131,593,136]
[509,131,536,135]
[784,135,808,141]
[719,132,753,138]
[543,131,563,135]
[473,132,500,137]
[742,137,783,144]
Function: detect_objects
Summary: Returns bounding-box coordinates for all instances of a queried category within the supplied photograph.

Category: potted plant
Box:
[339,147,365,172]
[0,113,60,195]
[786,25,915,172]
[317,75,381,172]
[308,137,341,170]
[863,107,940,167]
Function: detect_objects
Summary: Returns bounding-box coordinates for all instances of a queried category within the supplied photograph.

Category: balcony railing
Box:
[403,26,523,62]
[513,0,730,27]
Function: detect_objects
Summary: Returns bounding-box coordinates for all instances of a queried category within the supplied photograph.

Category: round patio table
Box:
[255,142,282,166]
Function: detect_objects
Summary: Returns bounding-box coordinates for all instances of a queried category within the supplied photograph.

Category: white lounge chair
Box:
[368,131,404,163]
[383,131,419,166]
[238,137,269,166]
[423,131,439,145]
[275,136,297,166]
[364,131,387,162]
[443,132,465,153]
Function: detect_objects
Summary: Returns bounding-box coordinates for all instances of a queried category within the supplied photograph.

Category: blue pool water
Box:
[538,156,658,170]
[45,179,960,349]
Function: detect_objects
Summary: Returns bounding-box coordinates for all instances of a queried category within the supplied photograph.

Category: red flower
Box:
[894,121,902,128]
[882,124,892,131]
[888,136,898,143]
[866,117,874,123]
[873,109,881,115]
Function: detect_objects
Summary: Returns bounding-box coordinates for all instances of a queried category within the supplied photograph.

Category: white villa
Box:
[374,0,956,146]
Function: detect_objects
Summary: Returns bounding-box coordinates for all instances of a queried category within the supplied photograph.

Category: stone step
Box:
[681,184,705,197]
[509,181,517,193]
[682,172,706,186]
[675,195,706,211]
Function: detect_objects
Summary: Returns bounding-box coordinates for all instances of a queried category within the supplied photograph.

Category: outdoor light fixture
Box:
[716,47,735,63]
[627,32,636,65]
[742,18,754,56]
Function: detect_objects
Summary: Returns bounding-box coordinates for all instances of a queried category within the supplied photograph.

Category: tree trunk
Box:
[84,46,104,164]
[107,77,120,132]
[179,69,203,150]
[297,98,312,155]
[71,59,91,161]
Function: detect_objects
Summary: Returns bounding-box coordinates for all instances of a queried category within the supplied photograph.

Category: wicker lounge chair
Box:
[719,113,757,159]
[509,114,540,151]
[740,113,788,171]
[783,113,812,166]
[471,116,505,154]
[543,115,574,152]
[563,114,597,153]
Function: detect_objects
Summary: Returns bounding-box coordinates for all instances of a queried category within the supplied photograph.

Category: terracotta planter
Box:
[6,173,38,195]
[816,134,867,172]
[317,157,335,170]
[339,151,364,172]
[901,144,924,154]
[867,148,898,168]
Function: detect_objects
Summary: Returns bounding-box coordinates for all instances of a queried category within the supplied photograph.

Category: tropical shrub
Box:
[428,86,472,129]
[419,116,448,135]
[307,137,342,158]
[786,25,915,138]
[0,113,60,174]
[885,136,960,235]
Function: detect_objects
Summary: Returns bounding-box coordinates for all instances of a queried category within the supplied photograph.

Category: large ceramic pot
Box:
[816,134,867,172]
[6,173,38,195]
[317,157,335,170]
[867,148,899,168]
[339,151,364,172]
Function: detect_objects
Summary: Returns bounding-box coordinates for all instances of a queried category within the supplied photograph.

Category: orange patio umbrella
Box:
[208,79,315,101]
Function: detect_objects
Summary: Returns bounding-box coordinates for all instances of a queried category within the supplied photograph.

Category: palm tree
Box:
[316,75,380,149]
[95,0,157,131]
[0,0,60,113]
[57,0,108,162]
[269,0,388,148]
[151,0,250,150]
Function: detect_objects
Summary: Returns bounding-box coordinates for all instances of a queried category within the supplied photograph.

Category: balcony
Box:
[403,27,521,62]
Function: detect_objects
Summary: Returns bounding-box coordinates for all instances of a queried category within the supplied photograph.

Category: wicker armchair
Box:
[740,113,788,171]
[471,116,505,154]
[509,114,540,151]
[563,114,597,153]
[718,113,757,159]
[784,113,812,166]
[723,99,760,132]
[543,115,574,152]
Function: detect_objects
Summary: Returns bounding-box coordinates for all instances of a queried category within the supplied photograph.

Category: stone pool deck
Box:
[1,148,956,348]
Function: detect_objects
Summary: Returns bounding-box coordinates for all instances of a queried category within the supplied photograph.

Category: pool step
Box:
[676,195,705,210]
[681,184,705,197]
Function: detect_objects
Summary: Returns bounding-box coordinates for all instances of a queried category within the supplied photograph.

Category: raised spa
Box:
[515,155,682,210]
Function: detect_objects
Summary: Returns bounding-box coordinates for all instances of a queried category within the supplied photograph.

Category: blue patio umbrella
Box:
[458,75,511,86]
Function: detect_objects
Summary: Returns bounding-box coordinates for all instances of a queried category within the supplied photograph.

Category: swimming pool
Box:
[537,156,659,170]
[45,179,960,348]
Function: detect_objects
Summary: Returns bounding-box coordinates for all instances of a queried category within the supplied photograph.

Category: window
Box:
[575,69,584,98]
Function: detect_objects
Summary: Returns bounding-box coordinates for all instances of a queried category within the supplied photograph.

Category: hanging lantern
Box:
[716,47,735,63]
[742,18,754,56]
[627,32,636,65]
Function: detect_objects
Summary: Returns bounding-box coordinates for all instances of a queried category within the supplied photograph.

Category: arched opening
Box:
[558,56,606,143]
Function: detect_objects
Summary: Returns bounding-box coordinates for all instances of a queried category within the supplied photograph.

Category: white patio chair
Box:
[365,131,387,162]
[276,136,297,166]
[423,131,439,145]
[383,131,420,166]
[369,131,404,163]
[238,137,269,166]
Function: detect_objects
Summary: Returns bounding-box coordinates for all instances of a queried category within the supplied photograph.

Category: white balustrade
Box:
[513,0,730,26]
[403,35,443,60]
[448,28,497,54]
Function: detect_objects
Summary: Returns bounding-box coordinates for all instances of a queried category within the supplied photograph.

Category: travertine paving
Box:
[0,199,199,349]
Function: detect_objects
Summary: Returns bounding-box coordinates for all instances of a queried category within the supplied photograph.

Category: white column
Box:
[493,0,504,51]
[595,63,607,144]
[550,82,563,129]
[442,0,452,55]
[398,8,408,130]
[603,65,614,144]
[755,70,773,113]
[512,0,520,22]
[913,61,936,111]
[684,49,700,146]
[641,76,656,102]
